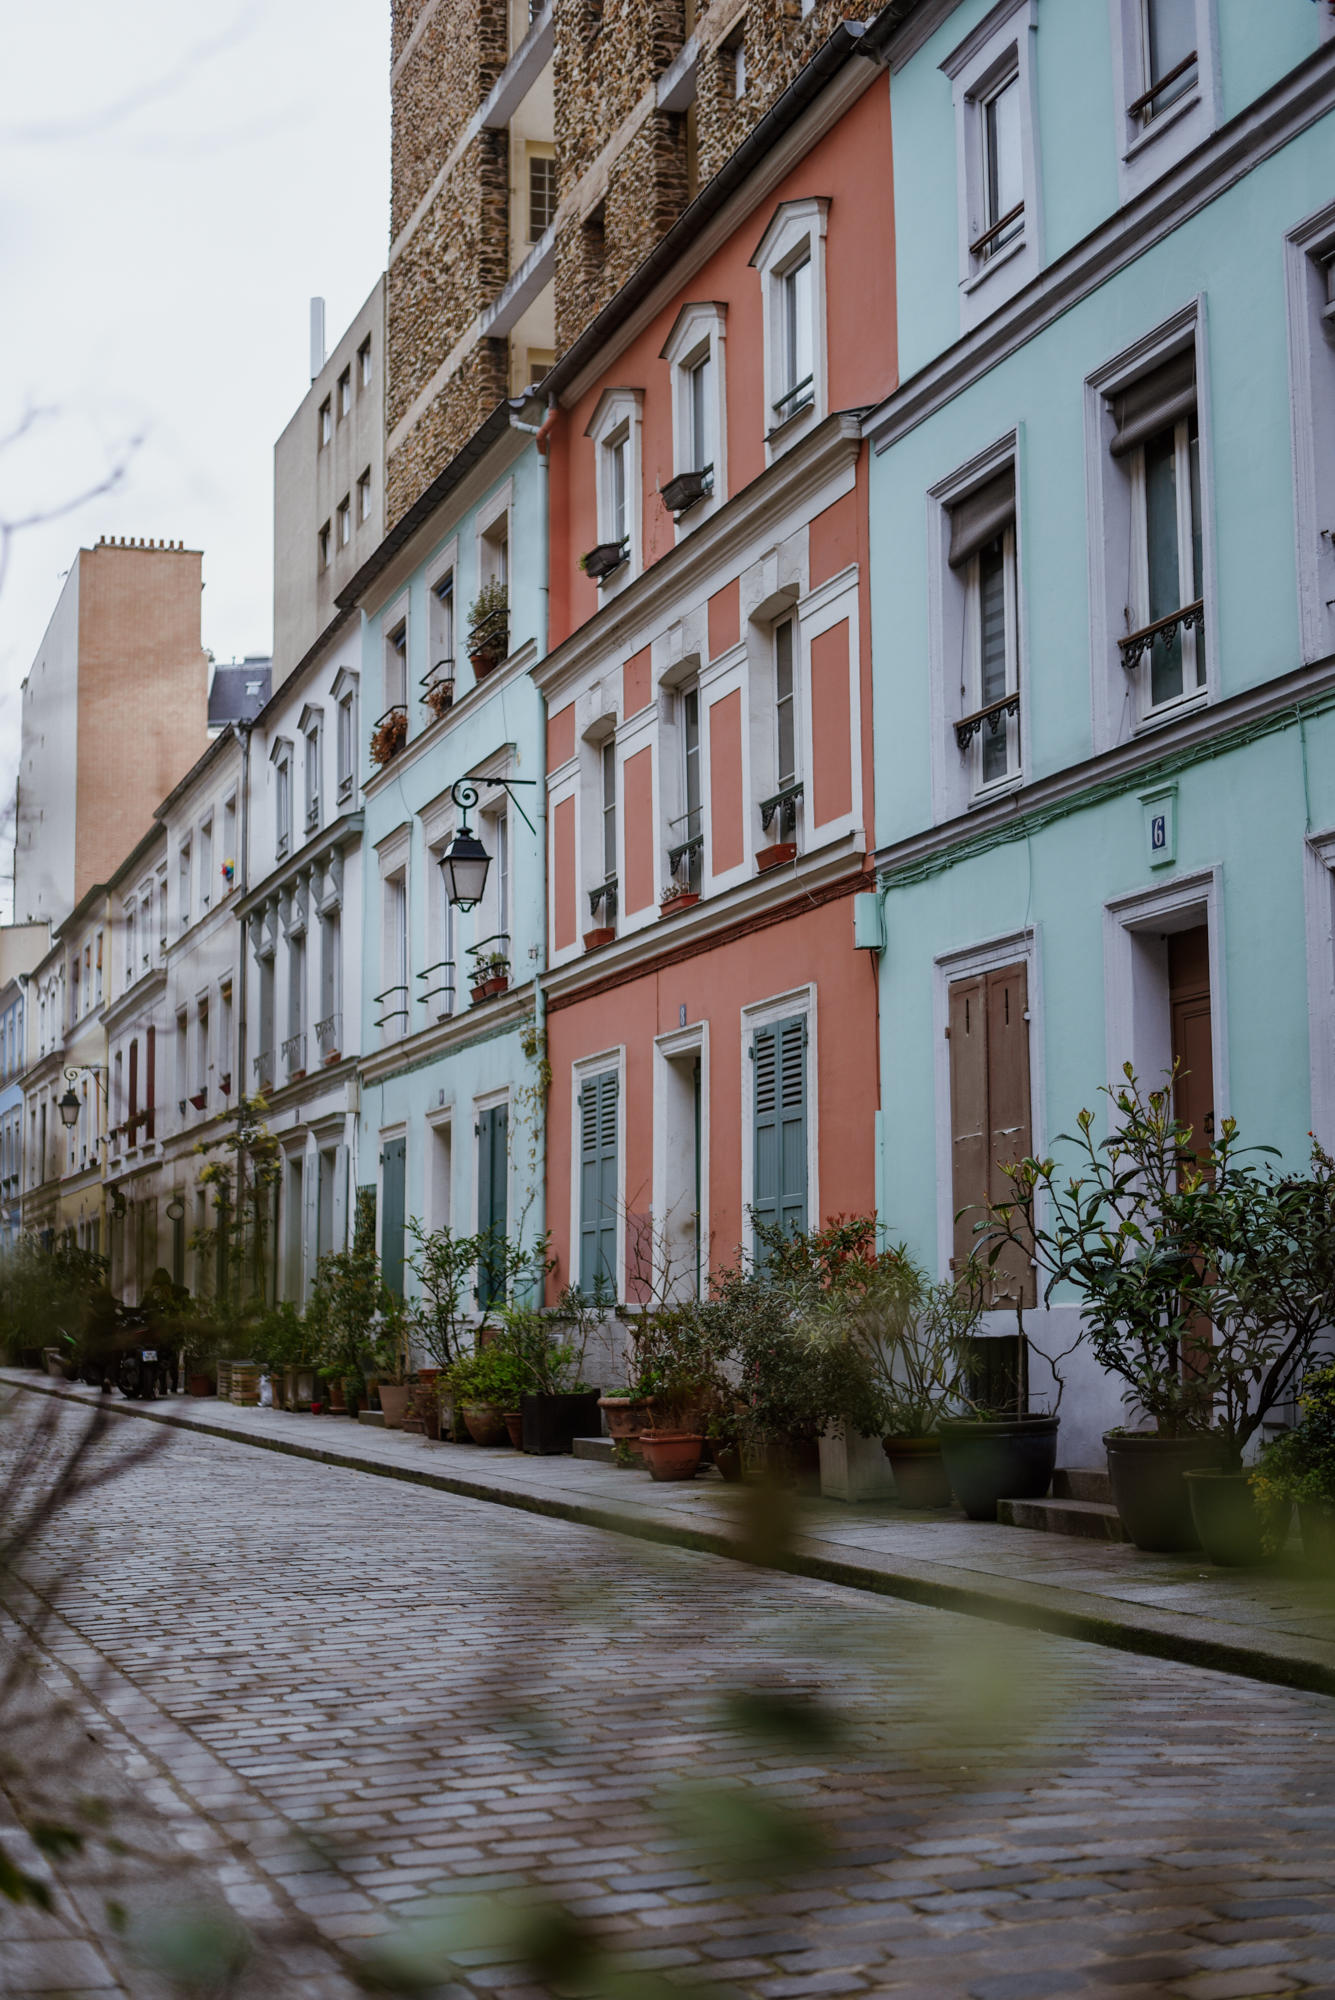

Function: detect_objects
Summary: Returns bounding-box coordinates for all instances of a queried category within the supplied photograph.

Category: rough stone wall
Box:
[387,0,511,522]
[386,0,883,523]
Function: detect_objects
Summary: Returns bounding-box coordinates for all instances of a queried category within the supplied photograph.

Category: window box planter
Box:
[470,974,509,1004]
[188,1091,207,1111]
[660,467,713,515]
[583,926,615,950]
[581,540,628,583]
[659,890,700,917]
[756,841,797,872]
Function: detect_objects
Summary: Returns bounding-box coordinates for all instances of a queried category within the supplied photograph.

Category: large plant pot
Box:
[709,1442,743,1483]
[1104,1431,1227,1551]
[378,1384,412,1430]
[940,1416,1059,1522]
[503,1411,524,1449]
[639,1431,703,1481]
[1185,1469,1286,1568]
[187,1373,214,1399]
[599,1395,654,1441]
[462,1401,510,1446]
[521,1390,602,1456]
[1298,1500,1335,1570]
[882,1436,952,1510]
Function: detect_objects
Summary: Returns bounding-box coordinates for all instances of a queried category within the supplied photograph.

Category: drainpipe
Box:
[508,395,555,1292]
[233,719,253,1305]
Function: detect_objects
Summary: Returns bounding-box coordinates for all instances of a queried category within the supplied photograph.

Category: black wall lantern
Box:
[437,775,538,912]
[57,1088,80,1129]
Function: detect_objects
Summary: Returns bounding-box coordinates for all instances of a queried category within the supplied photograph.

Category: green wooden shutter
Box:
[476,1104,509,1308]
[380,1137,406,1297]
[752,1014,807,1256]
[578,1070,618,1299]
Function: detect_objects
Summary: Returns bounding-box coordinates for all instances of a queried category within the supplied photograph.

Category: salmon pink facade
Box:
[535,49,897,1303]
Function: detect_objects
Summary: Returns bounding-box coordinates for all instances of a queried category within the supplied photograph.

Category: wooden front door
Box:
[1168,926,1213,1161]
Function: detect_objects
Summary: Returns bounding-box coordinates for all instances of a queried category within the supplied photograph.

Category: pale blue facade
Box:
[866,1,1335,1459]
[353,414,549,1311]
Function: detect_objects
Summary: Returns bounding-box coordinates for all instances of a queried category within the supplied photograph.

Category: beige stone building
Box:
[386,0,884,523]
[14,538,210,930]
[273,280,387,686]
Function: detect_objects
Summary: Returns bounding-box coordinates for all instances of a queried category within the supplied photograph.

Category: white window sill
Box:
[1132,685,1209,735]
[962,231,1027,297]
[967,771,1024,811]
[1122,87,1200,164]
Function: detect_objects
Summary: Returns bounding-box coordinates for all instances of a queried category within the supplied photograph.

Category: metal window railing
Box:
[667,811,703,894]
[759,782,803,840]
[252,1049,275,1093]
[771,374,814,425]
[955,691,1020,752]
[282,1031,307,1078]
[1118,599,1204,672]
[373,984,409,1031]
[315,1011,343,1060]
[588,878,618,925]
[416,961,456,1014]
[466,935,511,1000]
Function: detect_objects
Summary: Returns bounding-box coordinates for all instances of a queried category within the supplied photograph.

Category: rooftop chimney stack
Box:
[309,297,326,384]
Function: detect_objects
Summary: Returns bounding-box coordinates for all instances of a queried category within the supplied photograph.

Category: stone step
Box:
[998,1495,1128,1541]
[1053,1465,1113,1505]
[572,1435,615,1463]
[356,1409,386,1428]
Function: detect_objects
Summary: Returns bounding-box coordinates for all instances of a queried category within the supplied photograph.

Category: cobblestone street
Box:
[7,1403,1335,1998]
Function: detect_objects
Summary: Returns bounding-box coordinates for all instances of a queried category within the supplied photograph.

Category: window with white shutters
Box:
[578,1069,618,1299]
[752,1014,808,1254]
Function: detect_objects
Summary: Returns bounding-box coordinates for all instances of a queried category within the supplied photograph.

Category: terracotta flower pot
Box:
[503,1411,524,1449]
[882,1435,952,1509]
[709,1442,743,1483]
[470,650,501,679]
[378,1383,412,1430]
[659,893,700,916]
[187,1373,214,1399]
[470,984,489,1004]
[599,1396,654,1440]
[638,1431,703,1481]
[462,1401,510,1446]
[584,927,615,950]
[755,841,797,872]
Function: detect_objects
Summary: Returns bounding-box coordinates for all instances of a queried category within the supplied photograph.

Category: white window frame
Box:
[178,839,192,930]
[358,335,372,389]
[377,833,411,1048]
[1285,200,1335,666]
[738,985,817,1259]
[337,495,352,547]
[383,608,409,715]
[422,813,457,1022]
[476,480,513,594]
[927,433,1025,821]
[750,199,829,462]
[357,467,372,524]
[426,1106,454,1235]
[1107,0,1220,206]
[428,544,458,701]
[569,1045,626,1302]
[1084,302,1215,755]
[300,705,323,834]
[661,301,728,530]
[652,1020,710,1301]
[585,389,642,593]
[271,738,294,859]
[332,667,359,807]
[942,0,1042,333]
[199,815,213,912]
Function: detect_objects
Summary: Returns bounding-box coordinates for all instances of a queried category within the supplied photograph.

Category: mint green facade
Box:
[867,1,1335,1459]
[354,419,549,1312]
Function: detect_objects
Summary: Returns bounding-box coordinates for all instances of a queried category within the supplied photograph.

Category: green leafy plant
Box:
[446,1341,530,1410]
[1252,1361,1335,1512]
[801,1243,981,1439]
[407,1220,490,1368]
[978,1068,1335,1467]
[466,578,508,661]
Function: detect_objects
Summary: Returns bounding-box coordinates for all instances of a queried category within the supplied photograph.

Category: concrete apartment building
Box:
[273,281,387,685]
[386,0,885,523]
[13,537,210,930]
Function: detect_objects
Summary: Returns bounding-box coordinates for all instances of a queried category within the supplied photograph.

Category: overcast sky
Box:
[0,0,390,898]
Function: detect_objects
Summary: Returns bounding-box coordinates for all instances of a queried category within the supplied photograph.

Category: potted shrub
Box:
[981,1074,1335,1555]
[806,1243,981,1509]
[369,1296,413,1428]
[446,1341,530,1445]
[659,882,700,918]
[370,708,407,766]
[498,1287,602,1455]
[1253,1361,1335,1567]
[424,676,454,721]
[469,951,510,1003]
[467,579,509,676]
[306,1241,399,1423]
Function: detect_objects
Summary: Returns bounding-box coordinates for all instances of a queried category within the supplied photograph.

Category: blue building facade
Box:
[350,404,550,1310]
[865,0,1335,1460]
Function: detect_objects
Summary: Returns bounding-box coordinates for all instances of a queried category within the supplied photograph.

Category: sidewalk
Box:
[7,1366,1335,1699]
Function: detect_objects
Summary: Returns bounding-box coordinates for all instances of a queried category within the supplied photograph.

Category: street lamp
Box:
[58,1088,80,1129]
[438,776,538,912]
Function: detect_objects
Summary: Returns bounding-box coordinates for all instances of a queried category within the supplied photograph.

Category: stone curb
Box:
[9,1372,1335,1702]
